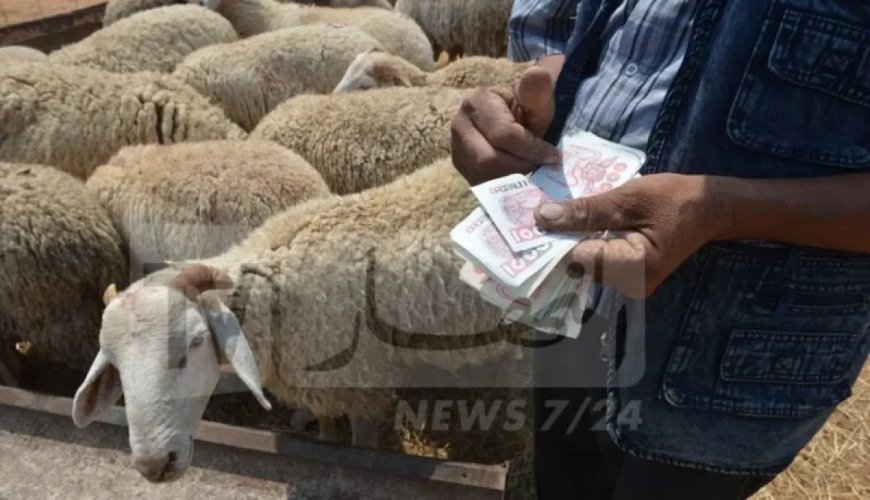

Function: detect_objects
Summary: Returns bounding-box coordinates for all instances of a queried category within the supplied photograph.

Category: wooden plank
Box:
[1,405,500,499]
[0,3,104,49]
[0,385,507,495]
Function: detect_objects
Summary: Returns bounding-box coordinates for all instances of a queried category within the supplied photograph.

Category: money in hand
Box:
[532,131,646,199]
[471,174,575,253]
[452,131,647,338]
[450,208,576,289]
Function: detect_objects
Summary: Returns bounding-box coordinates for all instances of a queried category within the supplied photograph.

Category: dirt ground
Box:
[0,403,491,500]
[7,358,867,499]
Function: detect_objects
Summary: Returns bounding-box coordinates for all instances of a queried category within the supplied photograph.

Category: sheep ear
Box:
[169,264,233,300]
[371,60,401,82]
[102,284,118,305]
[72,350,123,428]
[205,301,272,411]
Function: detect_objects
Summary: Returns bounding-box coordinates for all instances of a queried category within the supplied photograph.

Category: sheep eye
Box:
[190,335,205,349]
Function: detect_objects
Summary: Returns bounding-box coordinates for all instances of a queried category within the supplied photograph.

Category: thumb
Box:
[515,66,555,138]
[534,190,629,233]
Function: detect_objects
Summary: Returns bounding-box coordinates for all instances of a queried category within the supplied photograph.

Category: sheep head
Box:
[72,264,270,483]
[333,50,422,93]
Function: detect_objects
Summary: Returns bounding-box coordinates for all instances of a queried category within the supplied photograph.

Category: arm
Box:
[714,173,870,252]
[534,173,870,298]
[451,2,577,185]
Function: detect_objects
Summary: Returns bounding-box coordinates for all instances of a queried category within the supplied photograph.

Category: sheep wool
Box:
[0,163,128,371]
[102,0,181,25]
[199,157,520,427]
[51,5,238,74]
[174,24,385,131]
[395,0,514,60]
[280,0,392,8]
[0,63,246,180]
[87,140,331,276]
[334,51,533,92]
[0,46,47,63]
[197,0,435,70]
[251,86,464,194]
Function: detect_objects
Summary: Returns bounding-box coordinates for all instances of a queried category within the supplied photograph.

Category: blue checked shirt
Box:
[508,0,700,149]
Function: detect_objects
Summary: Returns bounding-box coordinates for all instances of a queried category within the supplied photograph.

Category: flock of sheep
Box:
[0,0,527,479]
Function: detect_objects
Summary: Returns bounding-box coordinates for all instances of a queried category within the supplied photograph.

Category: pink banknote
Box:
[450,208,576,288]
[532,131,646,199]
[472,174,577,253]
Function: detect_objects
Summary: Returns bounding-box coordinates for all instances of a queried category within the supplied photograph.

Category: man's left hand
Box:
[534,174,727,298]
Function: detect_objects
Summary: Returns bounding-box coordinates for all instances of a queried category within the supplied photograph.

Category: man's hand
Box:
[534,174,726,298]
[451,65,562,185]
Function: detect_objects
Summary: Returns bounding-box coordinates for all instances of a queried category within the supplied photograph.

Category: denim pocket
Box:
[720,329,857,385]
[727,4,870,168]
[662,243,870,418]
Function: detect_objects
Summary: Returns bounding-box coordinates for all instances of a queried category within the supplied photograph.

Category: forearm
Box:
[710,173,870,253]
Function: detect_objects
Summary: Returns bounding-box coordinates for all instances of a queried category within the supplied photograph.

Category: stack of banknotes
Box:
[450,132,646,338]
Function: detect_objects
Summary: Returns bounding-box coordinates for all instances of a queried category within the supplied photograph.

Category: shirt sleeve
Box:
[508,0,580,62]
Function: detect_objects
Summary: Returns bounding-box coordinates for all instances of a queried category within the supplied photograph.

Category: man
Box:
[451,1,870,499]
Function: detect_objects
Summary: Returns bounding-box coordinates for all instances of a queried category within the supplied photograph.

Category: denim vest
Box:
[550,0,870,474]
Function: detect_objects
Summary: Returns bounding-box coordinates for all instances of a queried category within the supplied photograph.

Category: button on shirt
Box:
[508,0,700,150]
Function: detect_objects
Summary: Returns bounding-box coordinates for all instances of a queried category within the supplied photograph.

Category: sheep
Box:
[174,24,384,131]
[334,50,532,92]
[0,63,246,180]
[250,86,464,194]
[192,0,435,71]
[0,162,128,380]
[51,5,238,74]
[394,0,514,60]
[87,140,331,278]
[102,0,182,25]
[281,0,392,8]
[0,46,47,63]
[72,157,524,482]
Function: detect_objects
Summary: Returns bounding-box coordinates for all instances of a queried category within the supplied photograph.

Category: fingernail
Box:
[538,203,565,222]
[544,152,561,164]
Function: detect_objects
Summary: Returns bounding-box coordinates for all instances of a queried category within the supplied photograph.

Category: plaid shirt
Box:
[508,0,700,149]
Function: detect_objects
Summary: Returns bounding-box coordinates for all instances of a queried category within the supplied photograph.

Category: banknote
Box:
[452,131,646,339]
[458,256,589,339]
[533,131,646,199]
[450,208,576,288]
[471,174,576,253]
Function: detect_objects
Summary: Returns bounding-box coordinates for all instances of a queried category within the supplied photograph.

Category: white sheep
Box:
[0,63,246,180]
[174,24,384,131]
[0,46,47,63]
[0,162,128,382]
[191,0,435,70]
[334,50,532,92]
[281,0,392,8]
[51,5,238,74]
[250,86,464,194]
[394,0,514,60]
[102,0,180,25]
[72,157,523,482]
[87,140,331,278]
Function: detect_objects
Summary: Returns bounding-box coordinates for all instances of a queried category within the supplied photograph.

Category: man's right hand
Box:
[451,64,562,185]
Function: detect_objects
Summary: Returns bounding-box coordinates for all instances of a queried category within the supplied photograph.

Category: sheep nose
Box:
[133,451,178,483]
